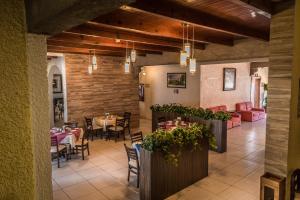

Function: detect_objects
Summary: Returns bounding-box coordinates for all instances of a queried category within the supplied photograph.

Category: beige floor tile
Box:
[53,190,70,200]
[233,177,260,197]
[73,191,108,200]
[100,184,139,200]
[209,170,243,185]
[218,187,257,200]
[77,167,106,180]
[55,173,86,188]
[63,181,98,199]
[194,176,230,194]
[88,174,121,190]
[52,179,61,191]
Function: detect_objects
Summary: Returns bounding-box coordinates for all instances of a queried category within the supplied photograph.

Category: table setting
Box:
[50,127,82,148]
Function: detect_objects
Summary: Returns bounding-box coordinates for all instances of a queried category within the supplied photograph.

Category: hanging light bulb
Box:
[88,50,93,75]
[180,50,187,67]
[131,42,137,63]
[92,50,97,70]
[180,24,188,67]
[184,24,191,58]
[124,41,130,74]
[141,67,146,76]
[189,25,197,74]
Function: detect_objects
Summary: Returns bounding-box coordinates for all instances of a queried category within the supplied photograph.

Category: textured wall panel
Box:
[65,54,140,128]
[265,7,295,177]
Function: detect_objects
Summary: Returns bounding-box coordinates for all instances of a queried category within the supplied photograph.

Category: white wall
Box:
[47,56,67,127]
[200,62,251,111]
[139,64,200,119]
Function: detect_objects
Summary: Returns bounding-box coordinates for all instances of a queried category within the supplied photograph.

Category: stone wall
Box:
[65,54,140,127]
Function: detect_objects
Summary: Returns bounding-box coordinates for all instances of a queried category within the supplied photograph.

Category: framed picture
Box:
[139,84,145,101]
[53,74,63,93]
[223,68,236,91]
[167,73,186,88]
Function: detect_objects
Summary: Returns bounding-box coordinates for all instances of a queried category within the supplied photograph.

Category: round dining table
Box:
[94,115,123,131]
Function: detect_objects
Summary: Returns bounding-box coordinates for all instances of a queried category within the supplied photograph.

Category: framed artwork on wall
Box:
[53,74,63,93]
[139,84,145,101]
[223,68,236,91]
[53,98,64,122]
[167,73,186,88]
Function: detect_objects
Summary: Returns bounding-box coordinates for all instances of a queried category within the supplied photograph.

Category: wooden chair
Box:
[124,144,140,187]
[84,117,102,141]
[51,136,67,168]
[108,118,125,142]
[130,131,143,144]
[75,130,90,160]
[123,112,131,135]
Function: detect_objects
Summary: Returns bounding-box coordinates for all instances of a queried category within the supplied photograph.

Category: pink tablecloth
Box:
[50,128,81,144]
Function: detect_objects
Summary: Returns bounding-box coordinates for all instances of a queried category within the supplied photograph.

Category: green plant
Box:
[141,124,216,166]
[150,104,231,121]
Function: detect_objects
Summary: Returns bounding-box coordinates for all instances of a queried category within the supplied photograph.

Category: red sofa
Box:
[236,102,266,122]
[208,105,241,129]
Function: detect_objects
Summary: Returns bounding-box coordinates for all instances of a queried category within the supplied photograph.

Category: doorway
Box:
[251,76,262,108]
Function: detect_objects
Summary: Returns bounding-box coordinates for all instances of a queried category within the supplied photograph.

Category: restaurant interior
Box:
[1,0,300,200]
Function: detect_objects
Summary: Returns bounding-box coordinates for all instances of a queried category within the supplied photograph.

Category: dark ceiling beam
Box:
[25,0,135,35]
[48,32,180,52]
[91,12,234,46]
[47,41,163,55]
[47,46,147,57]
[67,23,206,50]
[125,0,269,41]
[233,0,271,18]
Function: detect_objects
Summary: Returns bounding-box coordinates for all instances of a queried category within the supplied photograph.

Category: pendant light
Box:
[88,50,93,75]
[131,41,137,63]
[92,49,97,70]
[180,24,187,67]
[189,25,197,74]
[124,41,130,74]
[141,67,146,76]
[184,24,191,58]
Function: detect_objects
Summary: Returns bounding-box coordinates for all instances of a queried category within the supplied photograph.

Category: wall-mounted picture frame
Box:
[53,98,64,122]
[167,73,186,88]
[53,74,63,93]
[139,84,145,101]
[223,68,236,91]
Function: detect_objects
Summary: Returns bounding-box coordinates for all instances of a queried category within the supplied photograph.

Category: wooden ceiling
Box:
[48,0,273,57]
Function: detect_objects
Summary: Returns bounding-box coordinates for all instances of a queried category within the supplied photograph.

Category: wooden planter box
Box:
[152,111,227,153]
[140,139,208,200]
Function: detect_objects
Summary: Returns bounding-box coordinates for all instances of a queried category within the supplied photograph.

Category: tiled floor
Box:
[52,119,265,200]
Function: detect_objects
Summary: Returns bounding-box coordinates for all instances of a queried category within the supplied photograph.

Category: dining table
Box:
[50,128,83,149]
[93,115,124,131]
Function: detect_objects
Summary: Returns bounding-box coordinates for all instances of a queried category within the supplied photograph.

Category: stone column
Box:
[0,1,51,199]
[265,1,300,198]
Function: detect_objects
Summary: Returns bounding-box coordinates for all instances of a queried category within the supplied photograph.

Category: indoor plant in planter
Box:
[139,124,216,200]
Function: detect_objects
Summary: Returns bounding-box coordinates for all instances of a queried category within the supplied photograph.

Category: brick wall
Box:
[65,54,140,128]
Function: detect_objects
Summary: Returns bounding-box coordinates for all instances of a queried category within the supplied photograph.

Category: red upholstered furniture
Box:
[236,102,266,122]
[208,105,241,129]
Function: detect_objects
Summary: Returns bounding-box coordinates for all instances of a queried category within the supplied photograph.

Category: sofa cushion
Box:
[246,102,253,111]
[236,103,246,112]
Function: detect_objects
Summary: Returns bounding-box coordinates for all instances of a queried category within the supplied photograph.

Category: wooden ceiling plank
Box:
[49,32,181,52]
[124,0,269,41]
[66,23,206,50]
[47,41,163,55]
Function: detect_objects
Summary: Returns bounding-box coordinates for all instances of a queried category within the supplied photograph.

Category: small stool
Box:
[260,172,285,200]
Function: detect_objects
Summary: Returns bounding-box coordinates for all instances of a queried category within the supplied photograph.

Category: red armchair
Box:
[236,102,266,122]
[208,105,241,129]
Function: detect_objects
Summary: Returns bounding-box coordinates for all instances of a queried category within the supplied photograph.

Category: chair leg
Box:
[82,148,85,160]
[127,169,130,182]
[87,144,90,155]
[57,152,60,168]
[137,172,139,188]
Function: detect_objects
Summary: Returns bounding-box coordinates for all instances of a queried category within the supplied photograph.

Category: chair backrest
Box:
[124,112,131,127]
[84,117,93,130]
[130,131,143,144]
[116,118,125,128]
[50,136,59,152]
[124,144,139,168]
[64,121,78,129]
[80,130,89,145]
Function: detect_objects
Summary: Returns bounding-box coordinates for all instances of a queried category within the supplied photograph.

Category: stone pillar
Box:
[0,1,51,199]
[265,1,300,199]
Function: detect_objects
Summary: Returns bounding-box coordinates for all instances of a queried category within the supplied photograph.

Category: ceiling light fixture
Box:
[92,49,97,70]
[124,41,130,74]
[131,41,137,63]
[184,24,191,58]
[88,50,93,75]
[180,24,188,67]
[189,25,196,75]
